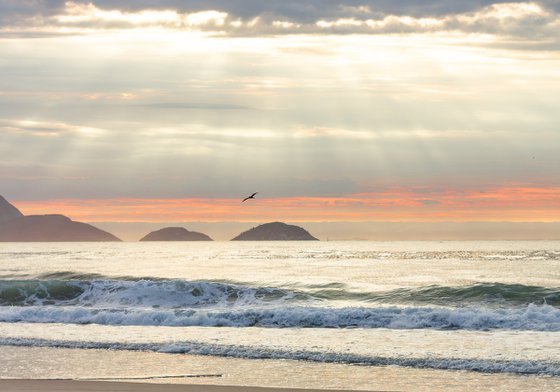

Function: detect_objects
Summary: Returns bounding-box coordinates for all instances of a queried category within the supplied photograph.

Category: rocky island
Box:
[140,227,213,241]
[231,222,319,241]
[0,195,24,224]
[0,196,121,242]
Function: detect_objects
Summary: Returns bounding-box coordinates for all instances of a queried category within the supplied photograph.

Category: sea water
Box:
[0,241,559,390]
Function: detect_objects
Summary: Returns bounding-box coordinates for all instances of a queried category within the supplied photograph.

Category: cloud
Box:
[52,3,228,30]
[1,3,558,206]
[0,119,104,137]
[137,102,251,110]
[1,1,558,45]
[296,126,375,139]
[313,2,559,39]
[13,185,560,223]
[295,127,495,140]
[4,1,555,22]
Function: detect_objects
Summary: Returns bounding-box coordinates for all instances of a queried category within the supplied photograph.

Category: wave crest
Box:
[0,279,303,308]
[0,303,558,331]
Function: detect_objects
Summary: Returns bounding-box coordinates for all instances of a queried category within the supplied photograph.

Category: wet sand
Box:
[0,380,370,392]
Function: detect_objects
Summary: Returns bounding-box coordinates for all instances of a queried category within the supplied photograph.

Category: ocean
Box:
[0,241,559,391]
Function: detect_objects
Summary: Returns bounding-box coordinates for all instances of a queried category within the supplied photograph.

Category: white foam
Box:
[0,303,558,331]
[0,279,301,308]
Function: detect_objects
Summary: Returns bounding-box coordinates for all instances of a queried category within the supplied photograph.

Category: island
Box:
[0,195,24,224]
[231,222,319,241]
[0,195,121,242]
[139,227,213,241]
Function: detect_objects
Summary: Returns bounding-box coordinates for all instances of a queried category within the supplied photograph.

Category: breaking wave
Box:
[1,278,558,307]
[1,279,559,331]
[312,283,560,307]
[0,279,305,308]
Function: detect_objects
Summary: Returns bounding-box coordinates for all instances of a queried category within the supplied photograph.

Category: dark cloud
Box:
[0,0,560,49]
[0,0,65,25]
[1,1,557,25]
[49,1,556,20]
[0,0,556,46]
[542,0,560,12]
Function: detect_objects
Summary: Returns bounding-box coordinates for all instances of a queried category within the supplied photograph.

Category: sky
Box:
[1,1,560,239]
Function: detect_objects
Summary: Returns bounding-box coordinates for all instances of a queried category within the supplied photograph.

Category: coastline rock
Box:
[0,214,121,242]
[140,227,213,241]
[231,222,319,241]
[0,195,24,225]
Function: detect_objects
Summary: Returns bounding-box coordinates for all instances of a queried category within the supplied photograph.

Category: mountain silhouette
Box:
[0,196,121,242]
[231,222,319,241]
[140,227,213,241]
[0,195,24,224]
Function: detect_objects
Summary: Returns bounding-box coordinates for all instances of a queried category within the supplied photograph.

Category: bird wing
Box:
[242,192,258,202]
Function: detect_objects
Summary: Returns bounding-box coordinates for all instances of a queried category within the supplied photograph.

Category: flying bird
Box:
[242,192,258,202]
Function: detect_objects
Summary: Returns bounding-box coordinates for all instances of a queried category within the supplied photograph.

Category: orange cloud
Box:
[14,185,560,223]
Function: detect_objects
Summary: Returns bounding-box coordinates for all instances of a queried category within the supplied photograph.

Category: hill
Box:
[0,195,24,224]
[231,222,319,241]
[0,214,121,242]
[0,195,121,242]
[140,227,213,241]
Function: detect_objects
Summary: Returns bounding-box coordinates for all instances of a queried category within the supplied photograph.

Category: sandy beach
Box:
[0,380,367,392]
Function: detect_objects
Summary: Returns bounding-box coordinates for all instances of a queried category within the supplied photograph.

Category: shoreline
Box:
[1,346,559,392]
[0,380,370,392]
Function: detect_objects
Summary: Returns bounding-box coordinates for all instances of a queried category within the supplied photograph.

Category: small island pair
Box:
[140,222,318,242]
[0,195,318,241]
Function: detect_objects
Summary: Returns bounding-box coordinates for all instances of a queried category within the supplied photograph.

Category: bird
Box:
[242,192,258,202]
